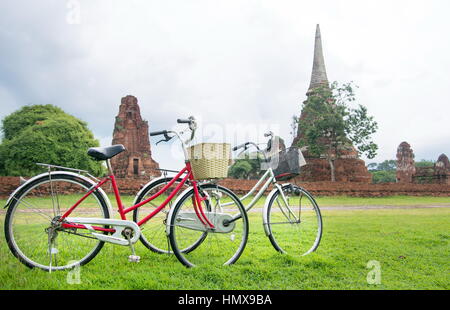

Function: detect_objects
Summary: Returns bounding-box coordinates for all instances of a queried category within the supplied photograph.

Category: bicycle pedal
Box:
[128,255,140,263]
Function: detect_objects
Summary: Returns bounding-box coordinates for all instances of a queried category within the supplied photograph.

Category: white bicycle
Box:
[231,132,322,256]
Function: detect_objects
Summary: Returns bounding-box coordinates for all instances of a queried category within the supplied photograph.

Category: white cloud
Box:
[0,0,449,170]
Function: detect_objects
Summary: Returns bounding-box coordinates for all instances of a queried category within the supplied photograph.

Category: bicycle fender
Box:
[3,171,113,217]
[262,183,292,236]
[4,173,51,209]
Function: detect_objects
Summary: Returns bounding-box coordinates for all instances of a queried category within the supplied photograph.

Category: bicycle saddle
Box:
[87,144,126,160]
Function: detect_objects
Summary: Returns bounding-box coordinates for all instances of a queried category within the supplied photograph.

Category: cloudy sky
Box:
[1,0,449,170]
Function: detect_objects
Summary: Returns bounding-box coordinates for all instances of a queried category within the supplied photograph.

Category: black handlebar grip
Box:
[233,143,250,151]
[150,130,168,137]
[177,119,191,124]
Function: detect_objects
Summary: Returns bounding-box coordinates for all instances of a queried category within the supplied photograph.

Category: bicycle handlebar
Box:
[232,143,250,152]
[232,141,270,162]
[177,119,191,124]
[150,116,197,148]
[150,130,168,137]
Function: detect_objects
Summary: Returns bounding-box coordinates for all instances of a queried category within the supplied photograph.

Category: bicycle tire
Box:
[5,173,110,271]
[266,184,322,256]
[168,183,249,268]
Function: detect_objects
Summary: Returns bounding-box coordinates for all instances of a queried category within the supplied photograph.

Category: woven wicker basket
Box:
[187,143,231,180]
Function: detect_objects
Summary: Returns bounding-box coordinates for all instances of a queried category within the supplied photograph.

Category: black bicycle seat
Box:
[87,144,126,160]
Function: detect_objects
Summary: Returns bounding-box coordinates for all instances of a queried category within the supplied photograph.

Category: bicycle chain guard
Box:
[65,217,141,246]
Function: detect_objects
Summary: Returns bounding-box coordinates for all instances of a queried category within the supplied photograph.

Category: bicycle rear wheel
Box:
[168,184,249,267]
[133,177,191,254]
[266,184,322,256]
[4,173,110,271]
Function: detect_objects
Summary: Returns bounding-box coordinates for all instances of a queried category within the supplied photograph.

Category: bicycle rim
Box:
[267,185,322,256]
[169,184,249,267]
[5,174,109,271]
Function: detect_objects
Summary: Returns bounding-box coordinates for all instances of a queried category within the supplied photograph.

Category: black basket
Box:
[270,147,305,181]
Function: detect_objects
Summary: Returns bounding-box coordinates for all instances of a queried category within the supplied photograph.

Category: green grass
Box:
[314,195,450,207]
[0,195,449,290]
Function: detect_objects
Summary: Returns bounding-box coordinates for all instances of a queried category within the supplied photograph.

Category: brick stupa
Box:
[110,95,160,179]
[292,25,371,183]
[396,142,416,183]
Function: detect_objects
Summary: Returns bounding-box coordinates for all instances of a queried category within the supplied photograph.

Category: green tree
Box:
[228,151,264,180]
[415,159,435,168]
[367,160,397,184]
[368,160,397,172]
[371,170,397,184]
[2,104,66,140]
[295,82,378,182]
[228,160,253,179]
[0,105,103,176]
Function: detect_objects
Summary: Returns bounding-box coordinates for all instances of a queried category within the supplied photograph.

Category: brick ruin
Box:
[396,141,449,185]
[110,95,161,179]
[1,176,449,199]
[396,142,416,183]
[292,25,371,183]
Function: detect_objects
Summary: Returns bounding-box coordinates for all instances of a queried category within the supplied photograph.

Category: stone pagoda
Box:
[292,25,371,183]
[110,95,160,179]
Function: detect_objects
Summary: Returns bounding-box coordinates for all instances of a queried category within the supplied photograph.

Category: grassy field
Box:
[0,196,449,290]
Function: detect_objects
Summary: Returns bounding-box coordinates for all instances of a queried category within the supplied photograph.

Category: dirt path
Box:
[318,205,450,210]
[1,204,450,215]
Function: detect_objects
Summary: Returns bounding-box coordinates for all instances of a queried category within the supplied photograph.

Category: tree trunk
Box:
[328,157,336,182]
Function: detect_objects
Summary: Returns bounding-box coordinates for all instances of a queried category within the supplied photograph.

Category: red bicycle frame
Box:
[59,161,215,233]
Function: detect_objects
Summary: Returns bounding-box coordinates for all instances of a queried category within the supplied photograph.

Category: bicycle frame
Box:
[225,166,299,223]
[59,161,215,233]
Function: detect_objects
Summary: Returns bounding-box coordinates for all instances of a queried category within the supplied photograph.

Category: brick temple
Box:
[110,95,160,179]
[396,141,449,184]
[292,25,371,183]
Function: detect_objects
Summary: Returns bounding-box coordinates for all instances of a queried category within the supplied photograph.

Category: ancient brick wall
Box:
[218,178,450,197]
[2,176,449,199]
[295,158,372,183]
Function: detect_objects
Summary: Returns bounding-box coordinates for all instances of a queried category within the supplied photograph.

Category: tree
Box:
[415,159,435,168]
[228,150,265,180]
[367,160,397,184]
[368,160,397,172]
[371,170,397,184]
[1,104,67,140]
[0,105,104,176]
[295,81,378,182]
[228,160,253,179]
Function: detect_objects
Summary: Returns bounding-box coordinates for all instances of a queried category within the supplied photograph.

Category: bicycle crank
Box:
[65,217,141,246]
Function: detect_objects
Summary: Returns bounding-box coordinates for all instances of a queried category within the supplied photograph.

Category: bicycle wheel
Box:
[132,177,191,254]
[266,184,322,256]
[169,183,249,267]
[4,173,110,271]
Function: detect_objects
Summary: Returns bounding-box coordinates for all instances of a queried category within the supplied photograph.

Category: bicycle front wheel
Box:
[266,184,322,256]
[4,173,110,271]
[168,184,249,267]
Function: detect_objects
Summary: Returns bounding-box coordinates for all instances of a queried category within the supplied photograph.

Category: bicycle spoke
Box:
[11,196,53,221]
[267,185,322,256]
[5,174,109,271]
[169,184,248,267]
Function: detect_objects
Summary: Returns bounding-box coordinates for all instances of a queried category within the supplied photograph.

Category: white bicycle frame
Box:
[224,160,300,224]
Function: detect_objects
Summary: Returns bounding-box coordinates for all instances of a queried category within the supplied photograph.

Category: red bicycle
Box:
[4,117,249,271]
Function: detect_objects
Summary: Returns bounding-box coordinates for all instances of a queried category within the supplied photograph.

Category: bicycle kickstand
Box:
[125,231,140,263]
